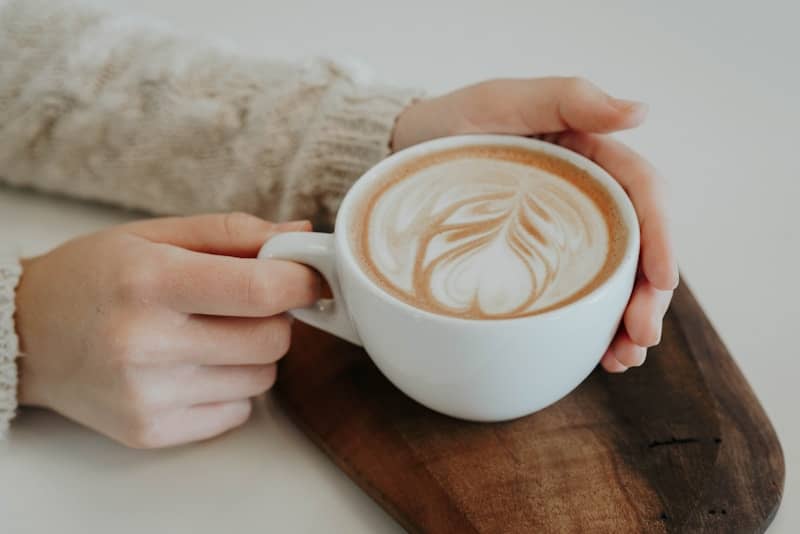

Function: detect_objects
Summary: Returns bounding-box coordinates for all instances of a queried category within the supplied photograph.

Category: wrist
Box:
[13,256,49,409]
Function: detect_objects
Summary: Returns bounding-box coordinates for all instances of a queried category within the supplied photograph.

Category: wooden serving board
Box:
[275,283,784,533]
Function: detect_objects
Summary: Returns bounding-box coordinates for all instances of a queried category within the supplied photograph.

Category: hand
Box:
[15,213,320,448]
[392,77,679,372]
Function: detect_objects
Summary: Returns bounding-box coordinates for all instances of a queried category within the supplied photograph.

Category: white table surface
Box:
[1,0,796,532]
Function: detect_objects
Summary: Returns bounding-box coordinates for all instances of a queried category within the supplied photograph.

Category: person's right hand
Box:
[393,77,678,373]
[14,213,320,448]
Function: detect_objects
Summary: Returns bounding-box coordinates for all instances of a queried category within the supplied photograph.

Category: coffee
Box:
[350,145,628,319]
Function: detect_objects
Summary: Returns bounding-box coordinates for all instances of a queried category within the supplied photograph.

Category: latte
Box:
[350,145,628,319]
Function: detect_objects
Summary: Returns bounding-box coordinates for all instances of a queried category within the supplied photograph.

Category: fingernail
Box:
[609,362,628,373]
[611,97,647,113]
[670,270,681,290]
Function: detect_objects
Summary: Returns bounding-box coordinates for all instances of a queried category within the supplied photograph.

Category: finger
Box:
[159,249,320,316]
[138,400,253,448]
[458,77,647,136]
[555,132,679,290]
[176,365,278,406]
[624,278,674,347]
[609,330,647,368]
[126,212,312,257]
[168,315,292,365]
[121,363,277,411]
[600,350,628,373]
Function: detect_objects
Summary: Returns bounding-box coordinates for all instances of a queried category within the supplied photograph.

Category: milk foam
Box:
[359,152,614,318]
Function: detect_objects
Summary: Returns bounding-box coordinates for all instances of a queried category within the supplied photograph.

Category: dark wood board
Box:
[275,282,784,533]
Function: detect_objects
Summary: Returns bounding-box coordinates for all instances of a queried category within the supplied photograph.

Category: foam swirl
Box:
[355,147,621,319]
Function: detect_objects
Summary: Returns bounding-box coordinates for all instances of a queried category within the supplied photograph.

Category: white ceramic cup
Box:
[259,135,639,422]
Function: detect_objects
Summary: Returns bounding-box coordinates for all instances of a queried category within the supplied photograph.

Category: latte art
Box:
[352,146,627,319]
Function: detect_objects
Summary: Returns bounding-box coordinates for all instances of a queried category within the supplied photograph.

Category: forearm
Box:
[0,0,419,228]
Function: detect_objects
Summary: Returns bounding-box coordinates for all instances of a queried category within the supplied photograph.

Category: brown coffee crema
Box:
[351,145,629,319]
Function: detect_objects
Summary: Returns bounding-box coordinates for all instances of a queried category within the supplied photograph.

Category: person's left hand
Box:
[392,77,679,372]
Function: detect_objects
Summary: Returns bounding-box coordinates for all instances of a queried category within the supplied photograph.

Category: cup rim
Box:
[335,134,641,325]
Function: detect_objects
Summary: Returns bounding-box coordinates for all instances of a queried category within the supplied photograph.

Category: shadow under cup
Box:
[263,134,640,421]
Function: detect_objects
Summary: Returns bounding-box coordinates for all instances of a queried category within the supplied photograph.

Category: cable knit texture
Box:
[0,0,421,434]
[0,255,21,438]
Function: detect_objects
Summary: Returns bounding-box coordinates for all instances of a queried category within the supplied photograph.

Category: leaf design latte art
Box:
[357,147,622,319]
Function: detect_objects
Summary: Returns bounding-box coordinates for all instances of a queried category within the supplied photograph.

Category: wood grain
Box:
[275,282,784,533]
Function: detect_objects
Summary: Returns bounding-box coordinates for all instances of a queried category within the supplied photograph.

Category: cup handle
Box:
[258,232,362,346]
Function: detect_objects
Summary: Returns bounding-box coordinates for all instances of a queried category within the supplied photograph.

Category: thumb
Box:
[125,213,312,257]
[455,77,648,135]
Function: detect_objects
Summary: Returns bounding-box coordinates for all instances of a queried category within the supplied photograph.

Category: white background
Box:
[0,0,796,532]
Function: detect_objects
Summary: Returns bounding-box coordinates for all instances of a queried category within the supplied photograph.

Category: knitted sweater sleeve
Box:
[0,0,421,434]
[0,251,21,438]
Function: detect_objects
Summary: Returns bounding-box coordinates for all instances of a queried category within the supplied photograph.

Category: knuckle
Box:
[468,79,492,97]
[118,387,165,449]
[223,212,264,241]
[119,369,160,415]
[477,79,499,95]
[116,253,164,303]
[245,263,321,315]
[123,416,165,449]
[449,82,493,135]
[104,319,150,365]
[467,79,501,109]
[245,267,274,313]
[563,76,594,97]
[297,268,322,304]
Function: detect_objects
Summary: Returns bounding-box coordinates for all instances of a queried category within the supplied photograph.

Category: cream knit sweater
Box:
[0,0,420,435]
